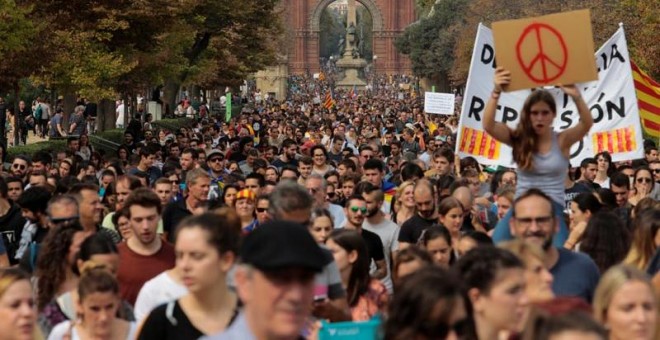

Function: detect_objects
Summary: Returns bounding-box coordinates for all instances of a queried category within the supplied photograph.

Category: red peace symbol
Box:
[515,23,568,83]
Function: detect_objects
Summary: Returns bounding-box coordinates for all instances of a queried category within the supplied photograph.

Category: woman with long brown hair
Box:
[486,67,593,247]
[34,224,86,312]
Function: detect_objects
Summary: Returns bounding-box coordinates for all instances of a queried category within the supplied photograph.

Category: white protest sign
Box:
[424,92,456,115]
[455,23,643,167]
[313,73,320,79]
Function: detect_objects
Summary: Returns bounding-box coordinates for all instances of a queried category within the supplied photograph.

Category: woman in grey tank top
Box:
[484,67,593,247]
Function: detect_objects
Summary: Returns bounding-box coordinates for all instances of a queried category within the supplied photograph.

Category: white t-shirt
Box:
[48,321,137,340]
[133,271,188,322]
[363,217,400,293]
[115,103,125,127]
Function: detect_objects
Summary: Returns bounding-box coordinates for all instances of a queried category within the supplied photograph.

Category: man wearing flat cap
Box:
[203,220,326,340]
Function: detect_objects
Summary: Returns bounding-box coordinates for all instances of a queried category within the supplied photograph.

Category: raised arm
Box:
[482,67,514,146]
[558,85,592,153]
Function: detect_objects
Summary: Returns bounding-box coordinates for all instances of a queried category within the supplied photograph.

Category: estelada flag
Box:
[319,72,326,81]
[631,61,660,137]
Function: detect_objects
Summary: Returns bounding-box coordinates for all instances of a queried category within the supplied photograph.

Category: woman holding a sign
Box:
[485,67,593,247]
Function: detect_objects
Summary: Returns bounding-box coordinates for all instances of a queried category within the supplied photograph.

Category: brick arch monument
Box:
[284,0,416,75]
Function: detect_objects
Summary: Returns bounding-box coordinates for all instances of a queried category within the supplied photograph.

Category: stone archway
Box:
[284,0,415,76]
[309,0,384,32]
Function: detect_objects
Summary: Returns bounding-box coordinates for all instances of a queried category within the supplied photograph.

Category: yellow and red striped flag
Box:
[631,61,660,137]
[323,91,335,109]
[458,127,501,160]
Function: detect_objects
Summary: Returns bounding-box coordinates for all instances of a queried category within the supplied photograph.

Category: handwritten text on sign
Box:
[424,92,455,115]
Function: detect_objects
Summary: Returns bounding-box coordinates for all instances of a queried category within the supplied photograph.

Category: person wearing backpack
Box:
[34,97,51,139]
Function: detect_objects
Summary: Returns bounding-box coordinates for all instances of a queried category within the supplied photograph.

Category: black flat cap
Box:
[241,220,326,272]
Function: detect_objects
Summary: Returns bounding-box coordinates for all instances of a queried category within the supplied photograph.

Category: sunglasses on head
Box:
[350,206,367,214]
[49,216,79,227]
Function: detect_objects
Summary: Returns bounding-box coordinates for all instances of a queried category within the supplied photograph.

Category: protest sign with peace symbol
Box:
[493,9,598,91]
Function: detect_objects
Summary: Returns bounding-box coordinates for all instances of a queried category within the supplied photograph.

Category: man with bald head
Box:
[452,185,496,232]
[397,179,437,250]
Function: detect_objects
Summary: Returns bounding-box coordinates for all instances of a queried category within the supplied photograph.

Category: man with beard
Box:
[341,195,386,280]
[10,155,31,183]
[361,183,399,293]
[271,138,298,169]
[510,188,600,302]
[397,179,438,250]
[15,187,51,267]
[575,158,600,192]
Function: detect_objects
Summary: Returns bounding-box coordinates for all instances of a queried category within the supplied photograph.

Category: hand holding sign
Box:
[493,9,598,91]
[493,67,511,93]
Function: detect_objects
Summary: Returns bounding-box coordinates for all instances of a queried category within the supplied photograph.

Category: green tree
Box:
[0,0,43,144]
[449,0,660,85]
[395,0,468,91]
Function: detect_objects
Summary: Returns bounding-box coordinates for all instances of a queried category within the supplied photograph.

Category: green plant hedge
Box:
[7,118,194,158]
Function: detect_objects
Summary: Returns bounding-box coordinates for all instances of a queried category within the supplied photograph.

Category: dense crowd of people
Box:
[0,66,658,340]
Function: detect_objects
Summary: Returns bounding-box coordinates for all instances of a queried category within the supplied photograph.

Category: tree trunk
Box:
[122,94,129,130]
[163,79,179,118]
[13,83,20,146]
[63,93,77,131]
[98,99,115,131]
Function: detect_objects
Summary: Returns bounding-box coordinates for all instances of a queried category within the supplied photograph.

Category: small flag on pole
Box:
[324,91,336,109]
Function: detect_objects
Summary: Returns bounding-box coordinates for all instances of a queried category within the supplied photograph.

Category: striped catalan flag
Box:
[631,61,660,137]
[323,91,335,110]
[591,126,637,154]
[458,127,501,160]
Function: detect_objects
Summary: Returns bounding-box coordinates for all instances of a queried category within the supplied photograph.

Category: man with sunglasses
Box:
[10,155,31,183]
[341,195,387,280]
[651,161,660,183]
[510,188,599,302]
[206,149,227,200]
